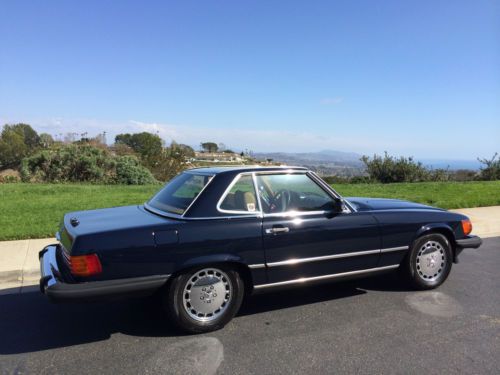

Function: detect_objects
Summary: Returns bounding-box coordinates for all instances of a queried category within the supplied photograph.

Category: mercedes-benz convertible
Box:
[39,166,482,332]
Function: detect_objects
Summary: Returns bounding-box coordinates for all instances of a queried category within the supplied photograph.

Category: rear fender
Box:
[176,253,246,272]
[171,254,255,292]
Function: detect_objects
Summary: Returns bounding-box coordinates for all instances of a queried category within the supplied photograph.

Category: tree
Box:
[115,132,163,161]
[9,123,40,148]
[148,142,194,181]
[39,133,55,148]
[0,124,40,169]
[200,142,218,153]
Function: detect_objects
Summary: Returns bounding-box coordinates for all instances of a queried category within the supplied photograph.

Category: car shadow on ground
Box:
[0,272,410,355]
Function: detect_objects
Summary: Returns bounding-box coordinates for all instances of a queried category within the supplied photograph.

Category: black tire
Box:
[164,265,244,333]
[403,233,453,290]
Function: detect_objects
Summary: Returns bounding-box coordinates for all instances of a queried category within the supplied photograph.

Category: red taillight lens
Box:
[461,219,472,236]
[70,254,102,277]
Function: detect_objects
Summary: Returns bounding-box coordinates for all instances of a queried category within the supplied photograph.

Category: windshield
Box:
[147,173,213,215]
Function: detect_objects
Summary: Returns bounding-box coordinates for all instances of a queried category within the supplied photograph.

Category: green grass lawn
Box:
[1,181,499,241]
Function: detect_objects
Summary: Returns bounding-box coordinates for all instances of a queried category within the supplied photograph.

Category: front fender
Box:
[413,223,456,244]
[413,223,464,263]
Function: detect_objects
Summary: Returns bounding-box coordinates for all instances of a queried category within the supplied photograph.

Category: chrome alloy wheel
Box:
[416,241,447,281]
[182,268,232,322]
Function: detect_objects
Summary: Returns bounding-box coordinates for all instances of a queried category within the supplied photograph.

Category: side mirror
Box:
[324,199,344,217]
[333,199,344,212]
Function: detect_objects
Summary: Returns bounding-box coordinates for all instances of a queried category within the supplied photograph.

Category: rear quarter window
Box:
[148,173,213,215]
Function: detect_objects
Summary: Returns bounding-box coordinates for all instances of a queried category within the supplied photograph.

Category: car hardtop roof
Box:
[185,165,309,176]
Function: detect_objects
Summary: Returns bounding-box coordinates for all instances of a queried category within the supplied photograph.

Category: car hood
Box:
[59,205,178,252]
[345,197,443,212]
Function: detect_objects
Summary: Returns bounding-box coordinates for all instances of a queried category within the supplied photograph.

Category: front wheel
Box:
[403,233,453,290]
[164,266,244,333]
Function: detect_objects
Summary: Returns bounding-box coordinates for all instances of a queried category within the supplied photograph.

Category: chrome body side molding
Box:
[253,264,400,290]
[265,246,409,268]
[248,263,266,269]
[380,245,409,253]
[266,249,381,267]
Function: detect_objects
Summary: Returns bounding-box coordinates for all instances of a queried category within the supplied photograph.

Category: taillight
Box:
[461,219,472,236]
[70,254,102,277]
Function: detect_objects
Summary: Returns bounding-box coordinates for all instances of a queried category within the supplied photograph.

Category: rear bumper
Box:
[39,245,170,302]
[456,235,482,249]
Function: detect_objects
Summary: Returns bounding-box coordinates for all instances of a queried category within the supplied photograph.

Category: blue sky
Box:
[1,0,498,159]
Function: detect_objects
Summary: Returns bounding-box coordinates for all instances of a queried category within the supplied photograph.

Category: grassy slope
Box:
[1,181,499,241]
[0,184,161,241]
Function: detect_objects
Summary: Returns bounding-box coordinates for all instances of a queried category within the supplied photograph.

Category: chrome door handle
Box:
[265,226,290,234]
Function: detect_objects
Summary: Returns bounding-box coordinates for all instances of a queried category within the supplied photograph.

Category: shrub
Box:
[478,153,500,181]
[115,155,157,185]
[0,169,21,183]
[361,152,432,183]
[20,144,157,184]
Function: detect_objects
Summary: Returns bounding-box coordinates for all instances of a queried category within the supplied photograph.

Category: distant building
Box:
[193,152,245,163]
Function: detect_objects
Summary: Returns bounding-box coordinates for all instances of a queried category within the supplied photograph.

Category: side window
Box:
[219,175,258,213]
[255,174,334,214]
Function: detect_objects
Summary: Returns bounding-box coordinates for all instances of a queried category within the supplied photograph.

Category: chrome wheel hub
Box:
[416,241,446,281]
[182,268,232,322]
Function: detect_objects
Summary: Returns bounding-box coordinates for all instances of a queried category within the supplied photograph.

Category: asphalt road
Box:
[0,237,499,375]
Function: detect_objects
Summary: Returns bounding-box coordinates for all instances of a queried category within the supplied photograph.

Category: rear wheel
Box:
[404,233,453,290]
[164,266,244,333]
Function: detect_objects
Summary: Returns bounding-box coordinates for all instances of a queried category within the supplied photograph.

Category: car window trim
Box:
[181,173,216,217]
[146,172,216,217]
[253,171,351,217]
[144,168,354,220]
[308,171,356,213]
[216,173,262,215]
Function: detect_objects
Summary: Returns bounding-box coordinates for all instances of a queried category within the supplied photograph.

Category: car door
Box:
[256,172,381,285]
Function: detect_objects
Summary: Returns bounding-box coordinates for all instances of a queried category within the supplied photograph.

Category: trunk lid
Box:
[58,205,176,253]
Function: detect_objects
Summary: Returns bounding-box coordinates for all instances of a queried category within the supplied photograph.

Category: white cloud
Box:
[320,97,343,105]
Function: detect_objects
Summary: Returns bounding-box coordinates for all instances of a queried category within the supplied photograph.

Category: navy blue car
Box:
[39,166,482,333]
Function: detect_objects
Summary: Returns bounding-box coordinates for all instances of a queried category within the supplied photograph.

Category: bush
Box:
[361,152,437,183]
[20,144,157,184]
[0,169,21,183]
[478,153,500,181]
[115,155,157,185]
[322,175,371,184]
